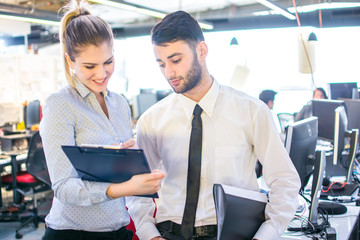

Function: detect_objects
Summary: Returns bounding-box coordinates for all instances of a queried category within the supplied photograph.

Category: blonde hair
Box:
[59,0,114,88]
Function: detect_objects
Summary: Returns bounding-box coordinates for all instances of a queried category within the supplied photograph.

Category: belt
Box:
[157,221,217,237]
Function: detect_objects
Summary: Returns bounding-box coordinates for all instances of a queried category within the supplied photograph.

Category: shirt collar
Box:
[179,78,219,120]
[73,77,109,98]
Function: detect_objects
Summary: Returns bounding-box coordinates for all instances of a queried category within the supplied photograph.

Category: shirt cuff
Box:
[253,222,279,240]
[93,181,112,200]
[136,222,161,240]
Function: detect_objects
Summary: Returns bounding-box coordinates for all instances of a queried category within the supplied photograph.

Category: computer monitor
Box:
[308,150,326,228]
[156,89,172,101]
[343,99,360,132]
[285,118,328,230]
[0,102,22,127]
[24,100,41,129]
[312,100,347,166]
[328,82,358,100]
[132,91,158,119]
[285,116,318,192]
[332,106,348,166]
[312,99,345,141]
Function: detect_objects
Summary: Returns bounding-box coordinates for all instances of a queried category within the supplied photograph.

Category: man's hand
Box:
[151,237,165,240]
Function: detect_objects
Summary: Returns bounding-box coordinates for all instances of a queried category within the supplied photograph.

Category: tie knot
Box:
[193,104,203,117]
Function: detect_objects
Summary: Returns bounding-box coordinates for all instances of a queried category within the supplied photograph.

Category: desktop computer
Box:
[312,100,358,183]
[0,102,22,128]
[328,82,358,100]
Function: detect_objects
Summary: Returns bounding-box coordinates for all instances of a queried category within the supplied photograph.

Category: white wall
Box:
[114,26,360,115]
[1,26,359,117]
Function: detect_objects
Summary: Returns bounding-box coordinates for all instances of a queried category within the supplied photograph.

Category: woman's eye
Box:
[105,60,113,65]
[85,66,95,69]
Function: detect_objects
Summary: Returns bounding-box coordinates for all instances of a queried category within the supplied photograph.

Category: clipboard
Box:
[62,145,158,198]
[213,184,267,240]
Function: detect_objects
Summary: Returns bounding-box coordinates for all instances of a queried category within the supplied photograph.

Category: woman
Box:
[39,0,165,239]
[294,87,328,121]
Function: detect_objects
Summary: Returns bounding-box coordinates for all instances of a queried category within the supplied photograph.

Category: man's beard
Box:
[170,55,202,94]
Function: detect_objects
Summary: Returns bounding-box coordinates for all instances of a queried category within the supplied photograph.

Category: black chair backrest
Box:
[26,131,51,186]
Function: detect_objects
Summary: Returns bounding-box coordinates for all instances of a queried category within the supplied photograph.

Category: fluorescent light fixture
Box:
[89,0,214,30]
[288,2,360,13]
[198,22,214,30]
[0,39,5,51]
[255,0,296,20]
[253,11,271,16]
[89,0,166,18]
[0,14,59,26]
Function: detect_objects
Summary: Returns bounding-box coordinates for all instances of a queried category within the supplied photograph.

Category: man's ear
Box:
[198,41,208,58]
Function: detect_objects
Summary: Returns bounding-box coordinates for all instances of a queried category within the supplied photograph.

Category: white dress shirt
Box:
[40,77,133,231]
[127,80,300,240]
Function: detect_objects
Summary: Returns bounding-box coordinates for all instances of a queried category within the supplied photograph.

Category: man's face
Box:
[267,100,274,110]
[153,40,202,94]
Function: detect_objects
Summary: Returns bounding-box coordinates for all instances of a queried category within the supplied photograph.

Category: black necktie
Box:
[181,104,203,240]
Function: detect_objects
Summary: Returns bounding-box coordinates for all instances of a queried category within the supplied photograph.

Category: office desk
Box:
[0,152,28,208]
[0,133,32,152]
[281,203,360,240]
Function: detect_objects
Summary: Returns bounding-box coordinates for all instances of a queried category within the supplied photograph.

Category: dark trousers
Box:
[157,221,217,240]
[42,226,133,240]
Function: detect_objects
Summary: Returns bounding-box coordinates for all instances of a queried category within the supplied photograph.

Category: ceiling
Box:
[1,0,360,47]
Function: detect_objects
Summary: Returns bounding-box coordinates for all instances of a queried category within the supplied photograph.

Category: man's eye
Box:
[173,59,181,63]
[105,60,113,64]
[85,66,95,69]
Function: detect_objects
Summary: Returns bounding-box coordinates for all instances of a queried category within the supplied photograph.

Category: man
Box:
[259,89,282,133]
[259,89,277,110]
[127,11,300,240]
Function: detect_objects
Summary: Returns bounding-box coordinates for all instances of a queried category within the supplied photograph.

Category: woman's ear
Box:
[65,53,74,70]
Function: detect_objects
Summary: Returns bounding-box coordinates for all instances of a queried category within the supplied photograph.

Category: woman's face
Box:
[67,42,114,95]
[313,89,325,99]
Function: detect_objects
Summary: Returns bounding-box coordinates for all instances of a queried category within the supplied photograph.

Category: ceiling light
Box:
[288,2,360,13]
[89,0,214,30]
[0,14,59,26]
[255,0,296,20]
[90,0,166,18]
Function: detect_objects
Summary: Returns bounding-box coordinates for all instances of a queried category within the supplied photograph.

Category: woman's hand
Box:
[151,237,165,240]
[121,139,138,149]
[129,170,166,196]
[106,170,165,198]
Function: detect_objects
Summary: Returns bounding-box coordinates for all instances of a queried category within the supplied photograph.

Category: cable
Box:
[300,190,312,204]
[288,203,331,237]
[318,0,323,28]
[292,0,316,89]
[292,0,301,28]
[321,181,348,193]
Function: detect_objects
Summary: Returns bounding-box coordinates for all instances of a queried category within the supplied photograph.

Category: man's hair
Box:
[259,90,277,104]
[151,10,204,47]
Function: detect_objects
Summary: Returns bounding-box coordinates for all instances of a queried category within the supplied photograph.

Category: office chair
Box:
[1,131,52,239]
